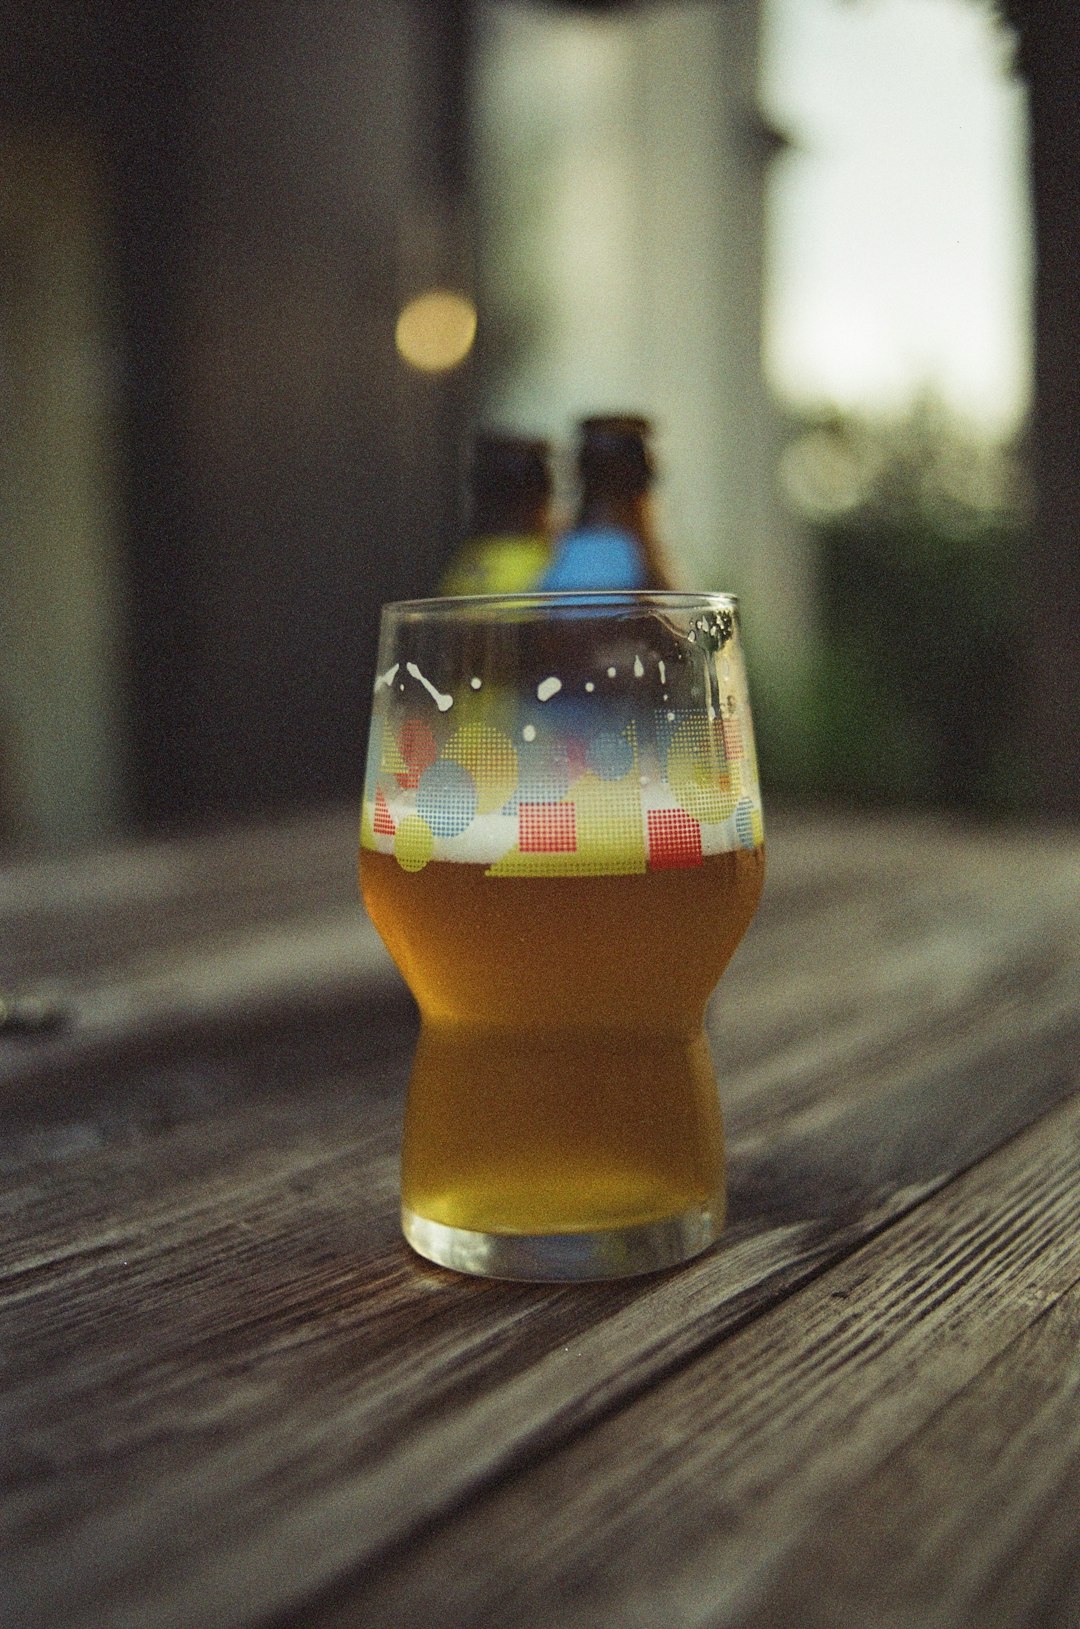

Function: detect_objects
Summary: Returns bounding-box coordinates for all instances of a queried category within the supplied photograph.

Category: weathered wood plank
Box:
[316,1091,1080,1629]
[730,1288,1080,1629]
[2,979,1077,1629]
[0,905,411,1098]
[2,811,1079,1629]
[0,806,363,983]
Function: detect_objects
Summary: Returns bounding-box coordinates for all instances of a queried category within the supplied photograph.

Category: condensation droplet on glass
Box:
[666,710,676,722]
[536,676,562,702]
[522,724,537,742]
[470,676,482,690]
[606,666,617,678]
[633,656,644,678]
[584,681,595,693]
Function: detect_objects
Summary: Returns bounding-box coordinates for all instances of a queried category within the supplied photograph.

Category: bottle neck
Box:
[577,491,646,533]
[470,496,551,539]
[575,491,673,590]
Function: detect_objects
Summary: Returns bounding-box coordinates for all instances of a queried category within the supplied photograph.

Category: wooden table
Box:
[3,805,1080,1629]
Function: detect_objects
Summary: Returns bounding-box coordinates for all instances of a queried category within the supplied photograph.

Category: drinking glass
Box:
[359,592,764,1280]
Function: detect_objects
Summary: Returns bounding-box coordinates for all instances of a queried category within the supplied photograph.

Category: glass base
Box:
[401,1202,720,1281]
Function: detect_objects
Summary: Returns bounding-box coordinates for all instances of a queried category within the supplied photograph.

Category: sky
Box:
[761,0,1033,437]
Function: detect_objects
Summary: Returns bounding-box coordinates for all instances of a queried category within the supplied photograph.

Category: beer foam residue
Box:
[365,788,755,866]
[375,663,399,691]
[406,662,453,711]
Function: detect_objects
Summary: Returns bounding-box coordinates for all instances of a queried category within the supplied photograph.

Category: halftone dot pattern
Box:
[569,775,646,870]
[488,771,646,876]
[364,717,384,784]
[722,715,744,761]
[362,665,761,870]
[654,707,726,763]
[647,808,703,870]
[442,722,517,814]
[488,765,641,873]
[734,796,763,849]
[665,717,736,824]
[359,798,376,850]
[652,708,680,759]
[373,787,396,835]
[587,728,636,781]
[393,814,434,872]
[379,721,407,778]
[519,801,577,853]
[518,739,572,805]
[416,760,477,837]
[565,737,589,781]
[395,719,438,790]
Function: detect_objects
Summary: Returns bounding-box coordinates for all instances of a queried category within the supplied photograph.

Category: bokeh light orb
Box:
[395,289,477,373]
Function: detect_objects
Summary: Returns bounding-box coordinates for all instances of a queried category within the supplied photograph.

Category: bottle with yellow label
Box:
[438,434,553,596]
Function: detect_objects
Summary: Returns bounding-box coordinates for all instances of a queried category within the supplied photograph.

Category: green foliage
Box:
[763,405,1029,814]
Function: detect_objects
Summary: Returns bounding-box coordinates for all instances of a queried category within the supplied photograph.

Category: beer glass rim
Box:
[380,590,739,621]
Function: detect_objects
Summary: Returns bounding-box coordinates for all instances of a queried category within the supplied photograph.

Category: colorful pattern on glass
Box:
[362,633,763,876]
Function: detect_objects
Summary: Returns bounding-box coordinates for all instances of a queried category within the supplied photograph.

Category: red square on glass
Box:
[519,801,577,853]
[648,808,703,869]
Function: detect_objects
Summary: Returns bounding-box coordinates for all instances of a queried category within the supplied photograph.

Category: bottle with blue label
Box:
[538,414,675,593]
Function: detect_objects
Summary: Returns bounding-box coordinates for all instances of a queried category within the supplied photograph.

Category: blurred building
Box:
[1,1,474,848]
[0,0,1075,851]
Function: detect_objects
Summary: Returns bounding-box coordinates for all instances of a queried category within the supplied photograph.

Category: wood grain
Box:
[326,1093,1080,1629]
[2,809,1079,1629]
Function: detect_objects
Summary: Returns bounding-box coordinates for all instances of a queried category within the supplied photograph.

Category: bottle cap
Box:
[578,415,656,494]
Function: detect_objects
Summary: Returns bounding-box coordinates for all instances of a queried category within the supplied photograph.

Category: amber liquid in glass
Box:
[361,845,764,1238]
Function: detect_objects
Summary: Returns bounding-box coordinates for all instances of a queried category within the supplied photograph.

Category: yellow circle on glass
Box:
[443,723,517,815]
[667,720,737,824]
[395,290,477,373]
[394,814,435,872]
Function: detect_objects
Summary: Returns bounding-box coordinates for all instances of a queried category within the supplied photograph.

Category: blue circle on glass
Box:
[416,760,477,837]
[587,730,634,781]
[734,796,755,849]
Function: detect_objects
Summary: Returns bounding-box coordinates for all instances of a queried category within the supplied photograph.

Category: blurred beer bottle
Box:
[438,433,553,596]
[538,414,675,592]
